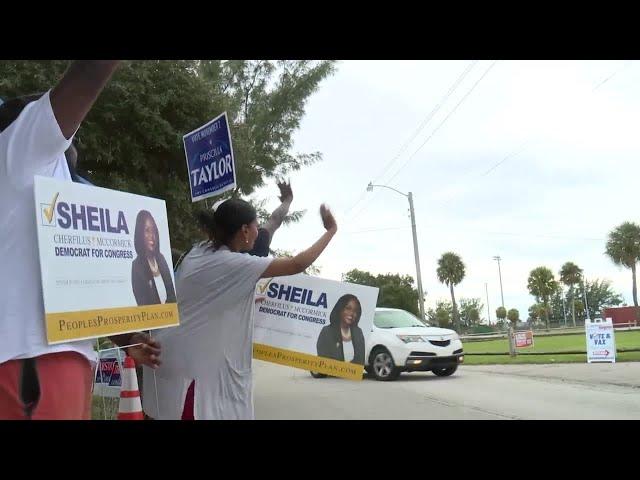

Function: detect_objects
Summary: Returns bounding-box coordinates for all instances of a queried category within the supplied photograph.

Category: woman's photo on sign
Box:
[316,294,365,365]
[131,210,176,306]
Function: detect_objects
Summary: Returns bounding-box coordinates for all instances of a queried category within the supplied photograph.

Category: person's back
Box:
[146,242,271,420]
[143,198,337,420]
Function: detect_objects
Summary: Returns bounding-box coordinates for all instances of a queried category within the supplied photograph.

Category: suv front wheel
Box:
[370,348,400,381]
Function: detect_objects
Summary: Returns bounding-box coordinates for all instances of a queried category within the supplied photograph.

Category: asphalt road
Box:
[253,360,640,419]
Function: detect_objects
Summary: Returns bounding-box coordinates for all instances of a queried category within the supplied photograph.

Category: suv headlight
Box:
[397,335,425,343]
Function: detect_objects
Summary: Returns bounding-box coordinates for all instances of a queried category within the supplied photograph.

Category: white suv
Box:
[366,307,463,381]
[311,307,464,381]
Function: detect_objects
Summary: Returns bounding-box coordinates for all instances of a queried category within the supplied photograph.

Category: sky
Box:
[251,60,640,322]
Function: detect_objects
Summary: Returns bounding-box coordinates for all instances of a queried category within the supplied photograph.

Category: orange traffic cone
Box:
[117,355,144,420]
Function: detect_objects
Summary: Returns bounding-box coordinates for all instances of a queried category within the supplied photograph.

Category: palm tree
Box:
[528,303,546,327]
[436,252,465,331]
[527,266,559,330]
[507,308,520,327]
[496,306,507,326]
[559,261,583,327]
[605,222,640,307]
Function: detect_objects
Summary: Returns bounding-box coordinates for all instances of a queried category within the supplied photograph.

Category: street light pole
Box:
[561,286,568,327]
[407,192,426,322]
[493,255,514,356]
[583,274,591,321]
[485,282,491,325]
[493,255,505,308]
[367,182,426,320]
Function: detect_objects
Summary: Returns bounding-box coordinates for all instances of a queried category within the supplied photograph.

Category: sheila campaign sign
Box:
[34,176,180,344]
[253,274,379,381]
[182,112,236,202]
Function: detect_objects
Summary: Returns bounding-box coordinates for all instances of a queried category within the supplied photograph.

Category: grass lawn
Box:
[92,396,119,420]
[462,330,640,365]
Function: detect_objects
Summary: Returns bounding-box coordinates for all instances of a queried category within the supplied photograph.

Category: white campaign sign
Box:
[34,176,179,344]
[253,274,379,380]
[585,317,616,363]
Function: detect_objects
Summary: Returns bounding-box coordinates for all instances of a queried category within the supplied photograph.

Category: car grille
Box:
[453,348,463,355]
[430,356,457,366]
[428,340,451,347]
[409,351,436,357]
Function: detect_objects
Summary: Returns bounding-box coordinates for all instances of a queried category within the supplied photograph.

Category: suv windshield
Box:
[374,310,426,329]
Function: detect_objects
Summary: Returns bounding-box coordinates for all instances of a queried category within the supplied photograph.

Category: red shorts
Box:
[0,351,93,420]
[181,380,195,420]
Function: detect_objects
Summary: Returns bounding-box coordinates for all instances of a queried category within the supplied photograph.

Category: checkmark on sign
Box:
[43,192,60,224]
[257,278,273,295]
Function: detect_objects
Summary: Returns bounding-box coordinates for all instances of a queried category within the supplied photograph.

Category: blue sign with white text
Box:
[183,112,236,202]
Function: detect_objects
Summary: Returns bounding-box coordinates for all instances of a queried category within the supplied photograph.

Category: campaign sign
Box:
[183,112,236,202]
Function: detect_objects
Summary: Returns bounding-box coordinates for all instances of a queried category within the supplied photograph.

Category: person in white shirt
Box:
[0,61,161,420]
[143,198,337,420]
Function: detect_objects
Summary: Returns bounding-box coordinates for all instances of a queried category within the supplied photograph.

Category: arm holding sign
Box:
[261,204,336,278]
[109,332,162,369]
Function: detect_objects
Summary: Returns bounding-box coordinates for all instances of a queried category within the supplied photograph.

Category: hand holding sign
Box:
[126,332,162,368]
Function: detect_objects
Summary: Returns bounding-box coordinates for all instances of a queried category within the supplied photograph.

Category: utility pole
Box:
[493,255,504,308]
[408,192,426,321]
[485,282,491,325]
[367,182,426,320]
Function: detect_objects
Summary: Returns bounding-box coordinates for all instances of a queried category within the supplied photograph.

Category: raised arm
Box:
[261,181,293,237]
[50,60,121,139]
[262,204,336,278]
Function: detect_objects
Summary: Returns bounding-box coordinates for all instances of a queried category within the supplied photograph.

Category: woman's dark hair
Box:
[329,294,362,327]
[134,210,160,257]
[196,198,257,248]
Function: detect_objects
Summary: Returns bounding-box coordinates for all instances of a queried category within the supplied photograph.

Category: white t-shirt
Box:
[342,339,354,362]
[0,92,95,365]
[143,243,272,420]
[153,274,167,304]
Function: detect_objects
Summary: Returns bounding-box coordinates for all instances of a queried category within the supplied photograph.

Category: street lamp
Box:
[367,181,426,320]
